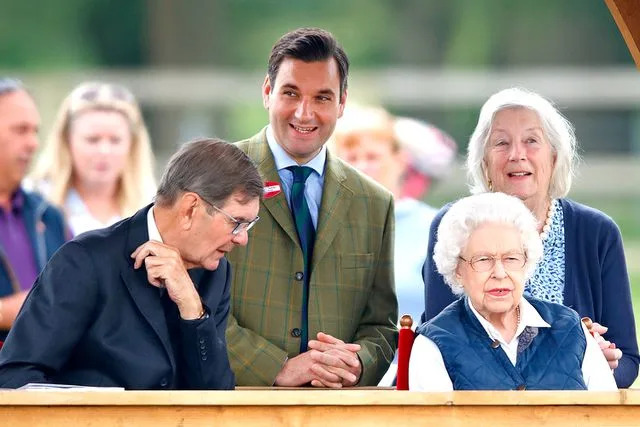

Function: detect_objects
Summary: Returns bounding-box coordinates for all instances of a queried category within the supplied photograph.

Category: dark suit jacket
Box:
[0,205,235,390]
[226,129,398,386]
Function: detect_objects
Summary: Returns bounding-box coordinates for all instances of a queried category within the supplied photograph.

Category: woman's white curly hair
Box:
[433,192,543,295]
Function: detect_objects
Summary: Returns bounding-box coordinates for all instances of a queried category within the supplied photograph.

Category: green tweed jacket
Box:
[226,129,398,386]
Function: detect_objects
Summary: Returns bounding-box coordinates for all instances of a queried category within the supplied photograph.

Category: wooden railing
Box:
[0,389,639,426]
[605,0,640,69]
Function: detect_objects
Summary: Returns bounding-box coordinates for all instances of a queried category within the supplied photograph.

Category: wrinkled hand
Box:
[273,352,318,387]
[590,322,622,370]
[274,333,363,388]
[308,332,362,387]
[131,240,202,319]
[273,346,357,388]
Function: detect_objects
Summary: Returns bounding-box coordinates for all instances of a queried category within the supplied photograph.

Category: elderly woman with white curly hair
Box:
[410,192,616,391]
[422,87,639,388]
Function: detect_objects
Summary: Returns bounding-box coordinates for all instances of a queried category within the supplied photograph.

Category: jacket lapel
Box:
[243,131,354,263]
[247,130,300,248]
[120,205,176,370]
[312,152,353,269]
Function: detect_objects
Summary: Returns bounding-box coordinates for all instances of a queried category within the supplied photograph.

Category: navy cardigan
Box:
[422,198,639,388]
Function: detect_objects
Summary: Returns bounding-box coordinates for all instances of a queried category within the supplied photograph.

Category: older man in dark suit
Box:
[0,138,262,390]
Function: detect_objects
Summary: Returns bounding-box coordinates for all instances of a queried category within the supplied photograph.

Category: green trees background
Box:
[1,0,631,70]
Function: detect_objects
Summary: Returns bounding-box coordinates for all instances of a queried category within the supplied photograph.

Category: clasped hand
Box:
[131,240,203,320]
[274,332,362,388]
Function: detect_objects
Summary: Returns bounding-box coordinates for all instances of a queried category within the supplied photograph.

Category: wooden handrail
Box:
[0,389,638,405]
[1,390,639,426]
[605,0,640,68]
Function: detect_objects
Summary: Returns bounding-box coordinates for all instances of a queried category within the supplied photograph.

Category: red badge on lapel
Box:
[263,181,282,199]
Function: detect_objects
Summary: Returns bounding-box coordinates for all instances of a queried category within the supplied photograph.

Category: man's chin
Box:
[203,256,222,271]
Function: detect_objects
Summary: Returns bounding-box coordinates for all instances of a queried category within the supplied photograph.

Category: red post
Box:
[396,314,415,390]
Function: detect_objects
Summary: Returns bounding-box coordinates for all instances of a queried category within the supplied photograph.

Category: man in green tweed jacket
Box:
[226,28,398,387]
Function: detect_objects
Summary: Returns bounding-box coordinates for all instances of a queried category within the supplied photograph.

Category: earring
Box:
[488,179,493,192]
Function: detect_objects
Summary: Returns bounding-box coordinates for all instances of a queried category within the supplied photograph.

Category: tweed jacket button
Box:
[490,339,500,349]
[294,272,304,281]
[291,328,302,337]
[160,378,168,388]
[517,384,526,390]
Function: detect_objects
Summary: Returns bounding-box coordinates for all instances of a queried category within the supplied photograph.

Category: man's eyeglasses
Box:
[458,253,527,273]
[203,199,260,235]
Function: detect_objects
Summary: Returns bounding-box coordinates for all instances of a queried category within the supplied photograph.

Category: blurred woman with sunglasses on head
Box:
[32,82,156,236]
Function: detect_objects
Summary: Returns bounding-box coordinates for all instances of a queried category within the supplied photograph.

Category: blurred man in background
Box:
[226,27,397,387]
[0,78,67,341]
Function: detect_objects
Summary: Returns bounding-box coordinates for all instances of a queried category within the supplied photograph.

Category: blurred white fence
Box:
[11,66,640,108]
[4,66,640,196]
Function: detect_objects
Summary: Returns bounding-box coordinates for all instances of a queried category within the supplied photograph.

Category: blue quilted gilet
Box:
[416,297,587,390]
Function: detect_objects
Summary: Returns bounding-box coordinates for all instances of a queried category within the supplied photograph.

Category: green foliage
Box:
[226,101,269,141]
[0,0,633,69]
[0,0,95,68]
[573,196,640,241]
[83,0,145,66]
[0,0,144,69]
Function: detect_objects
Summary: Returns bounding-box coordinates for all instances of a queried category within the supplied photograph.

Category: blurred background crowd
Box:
[1,0,638,384]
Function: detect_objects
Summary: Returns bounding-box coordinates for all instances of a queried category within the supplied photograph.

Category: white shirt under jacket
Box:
[409,297,617,391]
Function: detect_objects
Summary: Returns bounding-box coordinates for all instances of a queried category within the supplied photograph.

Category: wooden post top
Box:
[400,314,413,329]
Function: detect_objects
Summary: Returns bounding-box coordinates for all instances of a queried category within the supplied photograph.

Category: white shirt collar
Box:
[265,125,326,176]
[146,206,164,243]
[468,296,550,345]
